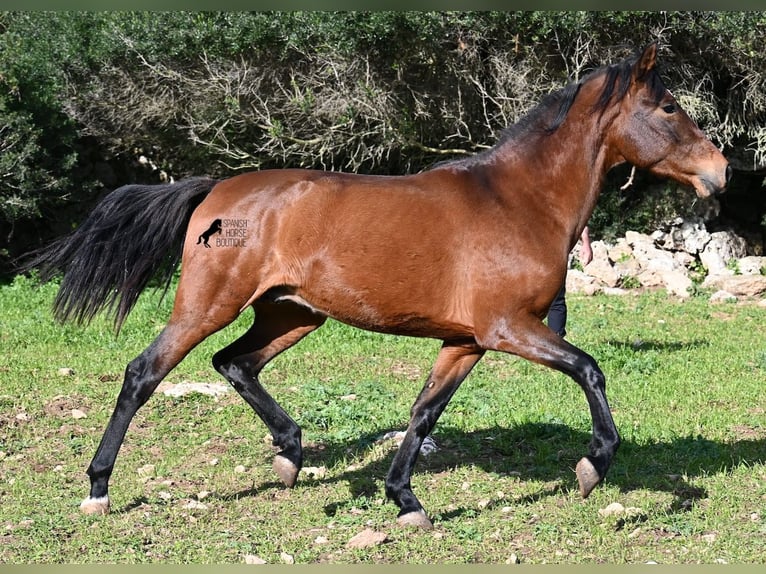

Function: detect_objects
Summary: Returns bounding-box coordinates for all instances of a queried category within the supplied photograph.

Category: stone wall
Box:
[567,216,766,303]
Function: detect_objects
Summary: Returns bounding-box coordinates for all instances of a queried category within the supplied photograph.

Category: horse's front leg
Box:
[568,353,620,496]
[385,340,485,529]
[477,316,620,497]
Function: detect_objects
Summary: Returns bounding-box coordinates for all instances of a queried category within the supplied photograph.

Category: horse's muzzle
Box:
[697,163,732,198]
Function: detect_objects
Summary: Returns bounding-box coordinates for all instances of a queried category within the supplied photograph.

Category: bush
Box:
[2,11,766,275]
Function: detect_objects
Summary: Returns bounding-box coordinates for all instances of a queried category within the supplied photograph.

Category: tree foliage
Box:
[2,11,766,273]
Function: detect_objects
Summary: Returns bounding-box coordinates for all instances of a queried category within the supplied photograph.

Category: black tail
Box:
[20,177,219,331]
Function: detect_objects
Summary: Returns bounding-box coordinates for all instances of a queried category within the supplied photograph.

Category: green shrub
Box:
[2,11,766,275]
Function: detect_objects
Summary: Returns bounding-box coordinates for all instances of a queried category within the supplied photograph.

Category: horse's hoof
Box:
[80,496,110,515]
[396,510,433,530]
[575,457,601,498]
[273,455,299,488]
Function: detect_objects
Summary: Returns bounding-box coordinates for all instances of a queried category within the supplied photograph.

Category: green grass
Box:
[1,274,766,563]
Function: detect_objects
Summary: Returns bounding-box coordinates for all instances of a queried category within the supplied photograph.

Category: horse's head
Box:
[607,43,731,198]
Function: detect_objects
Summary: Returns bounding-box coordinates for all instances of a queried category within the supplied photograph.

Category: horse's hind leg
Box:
[385,340,485,529]
[80,312,239,515]
[212,300,327,488]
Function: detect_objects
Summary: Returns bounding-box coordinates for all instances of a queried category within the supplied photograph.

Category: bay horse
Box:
[25,44,730,529]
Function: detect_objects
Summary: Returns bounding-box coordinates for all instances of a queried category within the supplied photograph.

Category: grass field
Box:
[1,274,765,563]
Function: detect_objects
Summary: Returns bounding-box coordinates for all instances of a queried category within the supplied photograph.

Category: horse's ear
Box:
[633,43,657,82]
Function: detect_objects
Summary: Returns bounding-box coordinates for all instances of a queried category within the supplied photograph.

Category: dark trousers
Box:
[547,283,567,338]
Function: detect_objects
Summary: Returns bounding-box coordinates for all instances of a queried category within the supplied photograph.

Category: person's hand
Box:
[580,242,593,266]
[579,227,593,266]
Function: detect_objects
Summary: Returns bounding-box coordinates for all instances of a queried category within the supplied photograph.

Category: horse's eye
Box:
[662,104,676,114]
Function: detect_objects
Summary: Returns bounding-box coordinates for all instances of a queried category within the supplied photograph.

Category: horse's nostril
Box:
[725,164,733,184]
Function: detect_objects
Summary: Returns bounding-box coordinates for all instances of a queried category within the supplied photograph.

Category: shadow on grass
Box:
[197,420,766,524]
[601,338,711,352]
[297,422,766,521]
[110,337,756,519]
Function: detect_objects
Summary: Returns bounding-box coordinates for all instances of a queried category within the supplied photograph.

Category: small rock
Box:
[58,367,75,376]
[346,528,388,549]
[244,555,266,564]
[599,502,644,520]
[137,464,155,478]
[598,502,625,517]
[301,466,327,479]
[234,465,247,473]
[160,381,230,399]
[71,409,88,420]
[506,553,520,564]
[280,552,294,564]
[709,290,737,303]
[183,500,207,510]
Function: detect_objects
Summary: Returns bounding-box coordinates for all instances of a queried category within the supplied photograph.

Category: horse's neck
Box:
[492,122,614,238]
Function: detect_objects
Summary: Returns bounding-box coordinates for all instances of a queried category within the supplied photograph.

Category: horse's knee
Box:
[572,356,605,392]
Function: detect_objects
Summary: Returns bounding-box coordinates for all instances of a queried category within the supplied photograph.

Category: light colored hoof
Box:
[273,455,299,488]
[575,457,601,498]
[396,510,433,530]
[80,496,110,515]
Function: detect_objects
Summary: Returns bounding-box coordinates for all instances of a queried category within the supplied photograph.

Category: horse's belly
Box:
[293,285,474,340]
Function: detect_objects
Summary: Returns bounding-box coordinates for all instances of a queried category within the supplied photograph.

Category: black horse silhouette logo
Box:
[197,219,222,248]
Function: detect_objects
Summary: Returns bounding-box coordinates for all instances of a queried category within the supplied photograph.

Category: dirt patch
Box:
[44,395,88,419]
[389,360,422,381]
[730,424,766,440]
[711,311,735,321]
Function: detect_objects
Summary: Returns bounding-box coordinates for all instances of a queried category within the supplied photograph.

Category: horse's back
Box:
[191,168,480,244]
